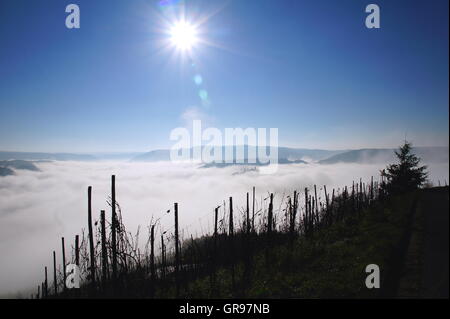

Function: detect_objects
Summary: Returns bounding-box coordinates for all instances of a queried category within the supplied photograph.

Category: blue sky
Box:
[0,0,448,152]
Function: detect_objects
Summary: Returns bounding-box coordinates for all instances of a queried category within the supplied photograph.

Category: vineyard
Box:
[32,173,443,298]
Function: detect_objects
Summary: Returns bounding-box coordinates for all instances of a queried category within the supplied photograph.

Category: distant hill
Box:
[132,149,172,162]
[200,157,308,168]
[0,160,40,171]
[0,167,14,177]
[278,147,345,161]
[1,146,446,166]
[0,151,96,161]
[318,147,449,164]
[0,160,40,177]
[131,146,345,163]
[89,152,144,161]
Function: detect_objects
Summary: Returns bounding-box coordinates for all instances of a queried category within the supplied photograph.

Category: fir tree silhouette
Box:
[381,141,428,195]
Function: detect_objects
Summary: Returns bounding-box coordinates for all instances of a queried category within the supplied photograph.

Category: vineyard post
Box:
[252,187,256,232]
[87,186,96,287]
[341,186,348,218]
[314,185,319,216]
[150,224,155,282]
[304,188,308,235]
[363,182,367,206]
[312,197,316,226]
[229,196,235,293]
[161,234,166,280]
[214,206,218,267]
[75,235,79,266]
[53,251,57,295]
[360,178,363,203]
[352,181,355,213]
[294,191,298,231]
[174,203,180,297]
[288,198,292,233]
[214,207,218,244]
[214,207,218,278]
[246,192,250,234]
[111,175,117,286]
[100,210,108,287]
[229,197,234,236]
[267,193,273,234]
[330,188,335,225]
[370,176,374,201]
[61,237,66,291]
[44,266,48,298]
[209,207,219,295]
[324,186,329,225]
[355,180,359,210]
[150,224,155,297]
[290,191,297,235]
[308,195,312,233]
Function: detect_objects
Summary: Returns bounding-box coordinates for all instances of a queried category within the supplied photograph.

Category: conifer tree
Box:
[381,142,428,195]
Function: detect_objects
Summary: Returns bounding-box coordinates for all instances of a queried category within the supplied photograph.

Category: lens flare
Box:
[194,75,203,85]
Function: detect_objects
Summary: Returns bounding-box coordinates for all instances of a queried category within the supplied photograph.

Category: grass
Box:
[159,191,418,298]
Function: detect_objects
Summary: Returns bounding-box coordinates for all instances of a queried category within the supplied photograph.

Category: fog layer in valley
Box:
[0,161,448,297]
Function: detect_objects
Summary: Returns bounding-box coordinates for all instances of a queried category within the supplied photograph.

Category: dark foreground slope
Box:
[181,188,449,298]
[421,187,449,298]
[56,187,448,299]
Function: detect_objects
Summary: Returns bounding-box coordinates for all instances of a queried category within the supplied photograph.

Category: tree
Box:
[381,142,428,195]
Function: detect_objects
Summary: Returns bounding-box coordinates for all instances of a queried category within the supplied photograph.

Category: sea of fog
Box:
[0,161,448,296]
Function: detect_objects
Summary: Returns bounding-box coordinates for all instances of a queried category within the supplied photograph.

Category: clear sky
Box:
[0,0,448,152]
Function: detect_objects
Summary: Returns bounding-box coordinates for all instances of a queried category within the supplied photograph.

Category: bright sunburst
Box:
[169,21,198,51]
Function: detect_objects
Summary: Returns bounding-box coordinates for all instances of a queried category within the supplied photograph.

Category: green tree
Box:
[381,142,428,195]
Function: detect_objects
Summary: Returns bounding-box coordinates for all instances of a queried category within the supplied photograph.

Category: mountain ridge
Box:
[318,147,449,164]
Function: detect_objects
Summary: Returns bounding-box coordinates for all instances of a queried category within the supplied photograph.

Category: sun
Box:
[169,21,198,51]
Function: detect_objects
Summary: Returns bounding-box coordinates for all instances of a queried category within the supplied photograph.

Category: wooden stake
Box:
[87,186,96,286]
[111,175,117,284]
[314,185,319,215]
[267,193,273,234]
[229,197,234,236]
[53,251,57,295]
[290,191,297,234]
[100,210,108,286]
[150,224,155,282]
[44,266,48,298]
[61,237,66,291]
[160,234,166,279]
[246,192,250,234]
[370,176,374,201]
[304,188,308,234]
[229,196,235,293]
[75,235,79,266]
[174,202,180,297]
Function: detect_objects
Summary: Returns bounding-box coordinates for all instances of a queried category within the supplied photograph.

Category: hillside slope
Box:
[319,147,449,164]
[53,187,448,299]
